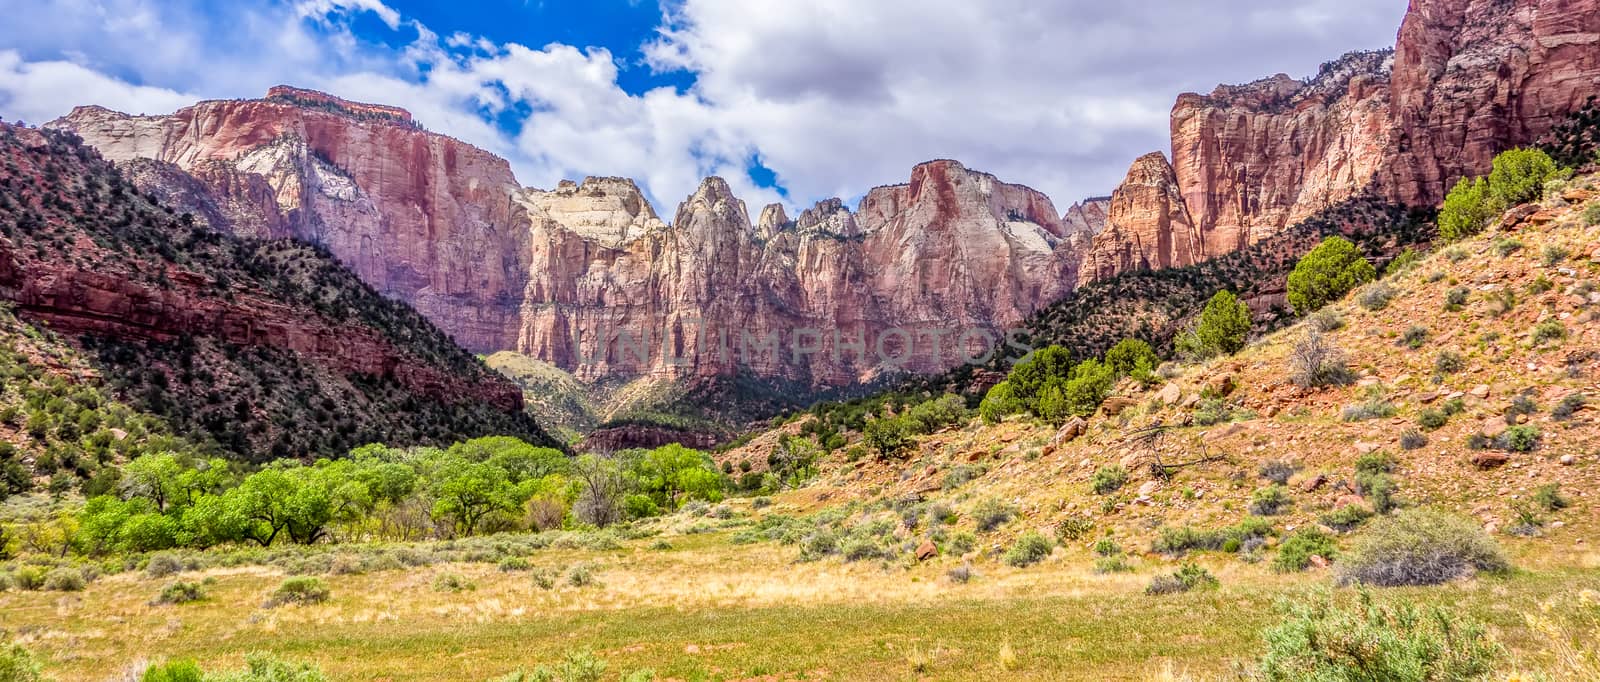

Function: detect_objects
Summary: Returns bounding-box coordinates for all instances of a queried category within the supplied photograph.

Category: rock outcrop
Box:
[49,95,530,352]
[515,161,1082,385]
[1086,0,1600,281]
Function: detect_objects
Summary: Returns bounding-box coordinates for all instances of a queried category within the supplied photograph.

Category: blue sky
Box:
[0,0,1409,215]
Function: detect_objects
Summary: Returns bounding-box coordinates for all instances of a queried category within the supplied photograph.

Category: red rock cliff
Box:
[1087,0,1600,281]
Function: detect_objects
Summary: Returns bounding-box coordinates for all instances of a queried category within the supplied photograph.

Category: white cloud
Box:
[0,50,197,124]
[0,0,1407,216]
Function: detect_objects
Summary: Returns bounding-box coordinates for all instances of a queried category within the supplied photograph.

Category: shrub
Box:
[1195,290,1252,355]
[1533,319,1567,345]
[1444,286,1470,311]
[1487,147,1559,208]
[196,653,328,682]
[146,552,185,578]
[498,557,532,572]
[971,498,1016,532]
[1089,466,1128,495]
[1153,519,1273,556]
[1054,516,1094,543]
[1385,247,1422,275]
[12,566,44,591]
[0,641,44,682]
[1399,430,1428,451]
[1003,531,1054,568]
[1094,556,1133,574]
[1358,283,1394,311]
[1288,331,1354,388]
[1287,236,1377,314]
[1495,425,1541,452]
[43,567,85,591]
[1191,398,1235,426]
[1355,470,1400,515]
[1337,509,1509,586]
[1541,244,1571,266]
[1341,397,1395,422]
[1533,483,1570,512]
[942,464,987,491]
[1273,528,1338,573]
[1145,563,1218,596]
[1320,504,1374,533]
[1249,486,1292,516]
[531,567,558,590]
[947,565,973,584]
[1308,309,1345,332]
[142,659,203,682]
[1494,238,1524,257]
[266,576,330,607]
[1439,176,1494,241]
[152,580,206,605]
[1585,202,1600,226]
[1257,590,1501,681]
[1258,460,1297,485]
[1092,538,1121,557]
[948,531,977,555]
[432,573,475,592]
[1417,409,1448,430]
[1552,394,1586,421]
[566,563,598,587]
[1398,326,1429,350]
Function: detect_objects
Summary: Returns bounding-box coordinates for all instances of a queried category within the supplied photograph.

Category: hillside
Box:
[722,166,1600,564]
[0,122,554,465]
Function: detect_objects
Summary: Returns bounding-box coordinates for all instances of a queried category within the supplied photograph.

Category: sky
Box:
[0,0,1408,215]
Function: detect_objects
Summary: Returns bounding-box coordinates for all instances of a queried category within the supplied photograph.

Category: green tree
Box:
[449,436,567,484]
[1103,339,1158,378]
[1286,236,1377,314]
[863,413,913,459]
[1195,290,1253,356]
[1062,359,1116,417]
[428,458,514,537]
[768,435,820,488]
[1438,177,1493,241]
[1487,147,1558,208]
[636,444,724,510]
[978,381,1024,424]
[1005,346,1074,410]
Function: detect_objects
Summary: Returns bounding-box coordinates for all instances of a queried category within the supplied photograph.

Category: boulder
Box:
[1470,452,1509,470]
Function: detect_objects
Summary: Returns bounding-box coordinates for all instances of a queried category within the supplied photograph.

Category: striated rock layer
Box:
[1086,0,1600,281]
[53,96,1087,388]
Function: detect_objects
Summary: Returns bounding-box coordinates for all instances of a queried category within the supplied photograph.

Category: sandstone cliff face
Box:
[1061,197,1110,237]
[514,160,1081,385]
[54,93,1084,390]
[50,96,529,352]
[1385,0,1600,205]
[1087,0,1600,281]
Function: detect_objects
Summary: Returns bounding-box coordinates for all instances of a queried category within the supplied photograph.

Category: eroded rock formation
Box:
[1086,0,1600,281]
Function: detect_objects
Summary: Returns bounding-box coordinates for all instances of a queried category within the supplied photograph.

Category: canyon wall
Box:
[1085,0,1600,280]
[53,97,1089,387]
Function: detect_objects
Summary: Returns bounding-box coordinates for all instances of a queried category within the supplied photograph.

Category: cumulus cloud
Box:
[0,0,1406,215]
